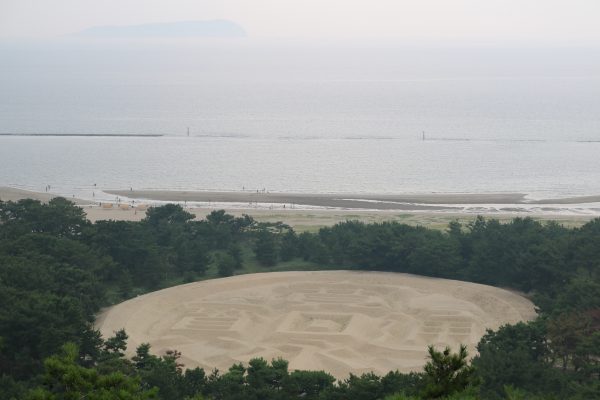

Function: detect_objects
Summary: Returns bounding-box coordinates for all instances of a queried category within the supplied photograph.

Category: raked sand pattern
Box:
[96,271,536,378]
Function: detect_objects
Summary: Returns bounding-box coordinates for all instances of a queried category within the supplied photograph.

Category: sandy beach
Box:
[96,189,600,229]
[2,186,597,230]
[107,189,600,208]
[0,186,92,205]
[82,207,596,231]
[95,271,537,378]
[108,189,531,210]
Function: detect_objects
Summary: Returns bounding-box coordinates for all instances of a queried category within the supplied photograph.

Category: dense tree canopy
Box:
[1,198,599,399]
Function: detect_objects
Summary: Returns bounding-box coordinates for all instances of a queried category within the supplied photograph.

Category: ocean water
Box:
[1,40,600,204]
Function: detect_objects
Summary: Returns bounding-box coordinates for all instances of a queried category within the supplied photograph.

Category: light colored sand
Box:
[82,206,595,231]
[0,187,52,202]
[0,186,91,204]
[83,205,148,222]
[96,271,536,378]
[2,186,594,230]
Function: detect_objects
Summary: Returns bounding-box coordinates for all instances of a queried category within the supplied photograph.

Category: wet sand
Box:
[107,189,531,210]
[2,186,596,230]
[107,189,600,210]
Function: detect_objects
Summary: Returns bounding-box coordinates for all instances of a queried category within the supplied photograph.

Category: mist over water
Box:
[1,40,600,199]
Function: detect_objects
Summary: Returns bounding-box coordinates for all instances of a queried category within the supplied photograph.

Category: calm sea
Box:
[1,40,600,205]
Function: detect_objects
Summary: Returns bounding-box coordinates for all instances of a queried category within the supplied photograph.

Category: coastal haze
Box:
[2,41,600,211]
[1,0,600,209]
[3,3,600,398]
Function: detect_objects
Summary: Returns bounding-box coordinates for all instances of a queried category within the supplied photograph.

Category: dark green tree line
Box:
[1,198,599,399]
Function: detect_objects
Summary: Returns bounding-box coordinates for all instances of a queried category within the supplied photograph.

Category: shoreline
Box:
[0,186,92,205]
[107,189,530,209]
[106,189,600,209]
[2,186,598,230]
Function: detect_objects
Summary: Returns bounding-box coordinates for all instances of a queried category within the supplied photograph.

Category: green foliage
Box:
[227,244,243,269]
[204,210,255,249]
[26,342,157,399]
[383,394,420,400]
[502,385,558,400]
[421,345,477,399]
[0,373,28,400]
[0,197,89,239]
[144,204,194,226]
[279,229,298,261]
[297,231,330,263]
[284,369,336,399]
[254,228,278,266]
[133,345,190,399]
[473,321,563,399]
[2,199,600,399]
[92,220,168,288]
[216,253,237,277]
[103,329,128,358]
[543,278,600,314]
[338,372,389,400]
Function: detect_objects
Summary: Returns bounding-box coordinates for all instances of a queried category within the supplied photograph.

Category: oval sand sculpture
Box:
[96,271,536,378]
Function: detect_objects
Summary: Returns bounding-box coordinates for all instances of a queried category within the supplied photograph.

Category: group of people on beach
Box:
[242,186,269,194]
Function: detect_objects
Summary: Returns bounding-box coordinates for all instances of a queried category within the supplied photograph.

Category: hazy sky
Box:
[1,0,600,44]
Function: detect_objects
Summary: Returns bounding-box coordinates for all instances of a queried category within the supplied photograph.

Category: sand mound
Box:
[95,271,536,378]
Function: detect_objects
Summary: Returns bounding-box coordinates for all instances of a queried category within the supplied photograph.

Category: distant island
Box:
[72,20,246,38]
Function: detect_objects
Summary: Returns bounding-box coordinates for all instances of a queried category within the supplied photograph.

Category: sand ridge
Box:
[96,271,536,378]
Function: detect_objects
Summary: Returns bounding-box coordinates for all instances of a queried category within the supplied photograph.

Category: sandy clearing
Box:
[82,205,596,231]
[96,271,536,379]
